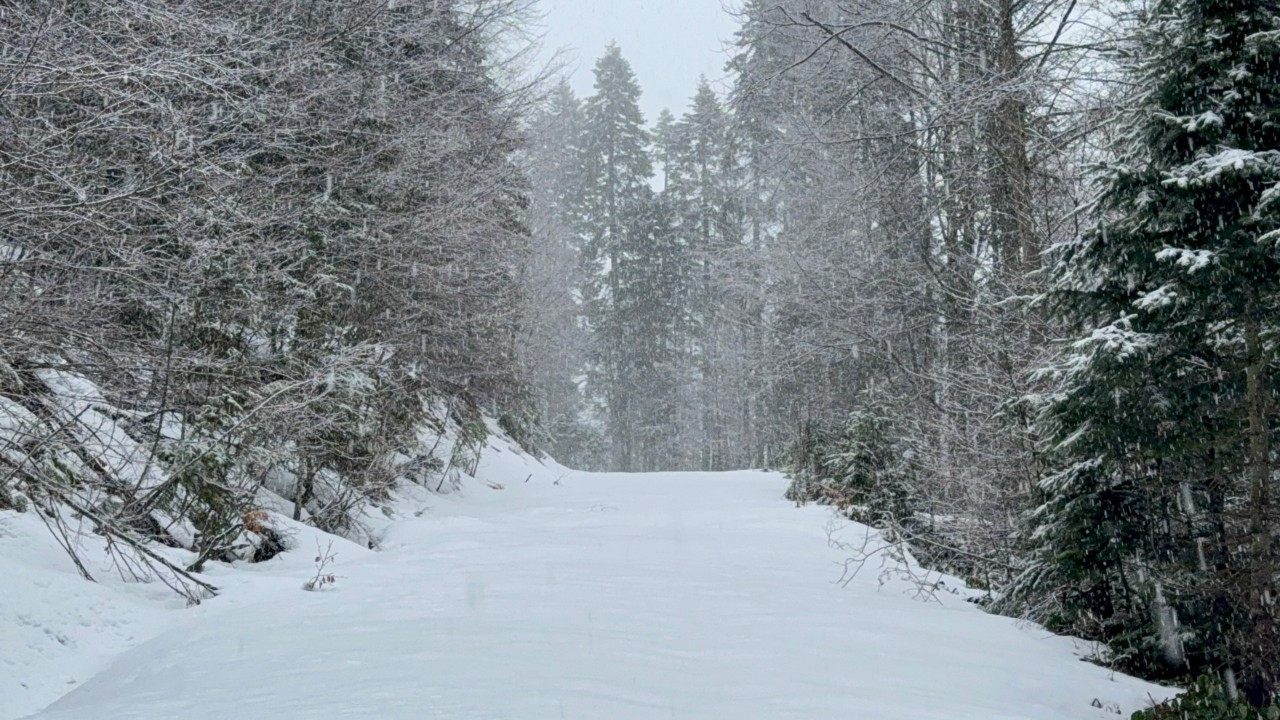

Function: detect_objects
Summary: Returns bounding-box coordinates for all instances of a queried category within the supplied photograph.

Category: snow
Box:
[1162,147,1280,188]
[0,398,40,449]
[0,243,25,264]
[34,370,167,492]
[1135,283,1179,310]
[1072,315,1152,360]
[1154,246,1215,273]
[0,511,186,720]
[1167,109,1223,132]
[6,457,1175,720]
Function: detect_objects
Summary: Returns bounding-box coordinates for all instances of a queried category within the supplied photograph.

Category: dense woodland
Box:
[2,0,1280,714]
[0,0,540,596]
[522,0,1280,712]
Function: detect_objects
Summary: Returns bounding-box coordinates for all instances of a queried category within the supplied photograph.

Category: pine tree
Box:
[579,45,658,471]
[658,79,742,470]
[613,194,690,470]
[1021,0,1280,702]
[521,82,607,469]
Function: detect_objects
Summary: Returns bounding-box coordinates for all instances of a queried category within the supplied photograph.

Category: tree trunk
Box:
[988,0,1035,281]
[1242,310,1276,705]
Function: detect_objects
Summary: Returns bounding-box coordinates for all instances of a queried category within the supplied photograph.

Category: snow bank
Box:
[0,390,557,720]
[34,370,168,493]
[0,510,184,719]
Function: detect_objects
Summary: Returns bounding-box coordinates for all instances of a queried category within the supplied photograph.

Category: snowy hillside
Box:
[9,466,1175,720]
[1,425,558,720]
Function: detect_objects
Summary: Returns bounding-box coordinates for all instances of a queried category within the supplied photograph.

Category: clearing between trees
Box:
[10,457,1172,720]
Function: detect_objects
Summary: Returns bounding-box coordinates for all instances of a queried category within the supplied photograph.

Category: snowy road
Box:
[24,469,1170,719]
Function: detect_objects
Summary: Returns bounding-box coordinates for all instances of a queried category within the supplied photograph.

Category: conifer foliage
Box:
[526,47,710,472]
[1020,0,1280,700]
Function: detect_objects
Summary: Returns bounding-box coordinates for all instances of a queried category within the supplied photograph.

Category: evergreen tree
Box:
[659,79,743,470]
[531,81,591,238]
[613,194,690,470]
[1020,0,1280,702]
[579,45,657,471]
[521,82,608,469]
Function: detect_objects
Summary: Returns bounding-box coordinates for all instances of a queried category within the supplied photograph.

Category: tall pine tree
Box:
[580,45,656,470]
[658,79,743,470]
[1019,0,1280,702]
[521,82,606,469]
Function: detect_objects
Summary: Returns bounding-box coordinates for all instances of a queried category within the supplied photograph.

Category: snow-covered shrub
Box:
[784,398,919,529]
[150,416,262,571]
[0,0,539,600]
[438,403,490,492]
[782,420,830,505]
[784,397,1019,593]
[817,407,918,527]
[0,484,27,513]
[496,386,545,461]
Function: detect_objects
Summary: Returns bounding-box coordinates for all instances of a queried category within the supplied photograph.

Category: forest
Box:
[2,0,1279,715]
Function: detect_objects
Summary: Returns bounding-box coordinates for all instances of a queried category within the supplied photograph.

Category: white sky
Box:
[536,0,742,125]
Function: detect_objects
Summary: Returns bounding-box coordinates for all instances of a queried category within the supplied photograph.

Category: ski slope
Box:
[20,469,1173,719]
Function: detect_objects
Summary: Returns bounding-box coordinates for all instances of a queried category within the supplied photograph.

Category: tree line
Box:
[521,0,1280,711]
[2,0,1278,711]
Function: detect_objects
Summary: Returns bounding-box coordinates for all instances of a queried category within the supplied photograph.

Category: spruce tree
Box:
[580,45,656,470]
[522,82,606,469]
[1021,0,1280,702]
[659,79,740,470]
[532,81,590,239]
[613,194,689,470]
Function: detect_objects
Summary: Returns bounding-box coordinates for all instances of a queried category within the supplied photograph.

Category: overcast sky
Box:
[536,0,742,125]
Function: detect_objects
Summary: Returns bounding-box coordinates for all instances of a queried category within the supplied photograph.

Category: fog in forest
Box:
[2,0,1279,712]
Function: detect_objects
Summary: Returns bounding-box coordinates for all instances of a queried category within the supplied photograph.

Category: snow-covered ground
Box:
[7,456,1174,719]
